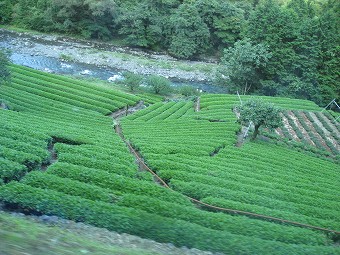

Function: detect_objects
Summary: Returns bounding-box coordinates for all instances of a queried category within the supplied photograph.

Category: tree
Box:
[195,0,247,50]
[216,38,271,94]
[247,0,298,95]
[52,0,116,40]
[247,0,324,103]
[117,2,163,48]
[122,72,143,92]
[317,0,340,104]
[146,75,171,95]
[0,49,11,85]
[168,3,210,59]
[237,98,282,141]
[0,0,16,24]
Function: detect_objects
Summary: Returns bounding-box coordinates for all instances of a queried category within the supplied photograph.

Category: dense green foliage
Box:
[145,75,172,95]
[2,182,339,255]
[216,39,271,94]
[121,72,143,92]
[237,98,283,140]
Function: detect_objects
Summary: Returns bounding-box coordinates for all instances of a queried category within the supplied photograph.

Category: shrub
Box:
[146,75,172,95]
[1,182,337,255]
[122,72,143,92]
[179,85,199,96]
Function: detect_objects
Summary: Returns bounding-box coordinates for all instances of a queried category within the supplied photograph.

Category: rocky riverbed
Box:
[0,28,218,83]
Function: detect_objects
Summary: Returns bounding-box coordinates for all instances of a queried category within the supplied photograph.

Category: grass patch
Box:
[0,211,159,255]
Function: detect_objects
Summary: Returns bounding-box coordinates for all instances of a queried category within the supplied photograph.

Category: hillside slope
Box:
[0,66,339,254]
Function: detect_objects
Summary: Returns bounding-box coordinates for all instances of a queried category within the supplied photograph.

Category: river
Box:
[0,29,227,93]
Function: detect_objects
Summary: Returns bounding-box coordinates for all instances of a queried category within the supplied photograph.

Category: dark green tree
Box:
[216,38,271,94]
[317,0,340,103]
[146,75,171,95]
[122,72,143,92]
[0,0,17,24]
[237,98,282,141]
[195,0,247,50]
[168,3,210,59]
[247,0,325,103]
[52,0,116,39]
[248,0,298,94]
[117,2,163,48]
[12,0,116,39]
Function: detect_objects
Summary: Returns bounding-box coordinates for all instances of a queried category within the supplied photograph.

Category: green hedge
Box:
[10,65,140,104]
[201,196,340,232]
[0,136,50,163]
[116,194,329,245]
[0,146,42,170]
[9,81,111,115]
[21,171,120,203]
[0,182,338,255]
[54,143,134,164]
[47,162,191,206]
[159,170,339,212]
[12,72,127,108]
[170,180,340,225]
[57,153,137,177]
[1,86,104,122]
[0,158,27,183]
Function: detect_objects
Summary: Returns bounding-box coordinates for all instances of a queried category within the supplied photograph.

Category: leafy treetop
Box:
[237,98,282,140]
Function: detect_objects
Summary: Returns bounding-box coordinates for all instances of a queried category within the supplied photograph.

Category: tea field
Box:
[0,65,339,254]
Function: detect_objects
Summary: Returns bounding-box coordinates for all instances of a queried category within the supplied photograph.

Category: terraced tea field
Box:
[0,65,339,254]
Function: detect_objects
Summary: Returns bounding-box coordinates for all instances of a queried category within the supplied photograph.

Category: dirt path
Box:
[109,101,145,119]
[235,126,249,147]
[195,97,200,112]
[111,103,167,185]
[40,141,58,171]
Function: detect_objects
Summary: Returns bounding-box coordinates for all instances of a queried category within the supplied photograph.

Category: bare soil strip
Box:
[299,112,331,151]
[308,112,339,151]
[287,111,315,146]
[282,116,300,141]
[318,113,340,138]
[275,128,285,137]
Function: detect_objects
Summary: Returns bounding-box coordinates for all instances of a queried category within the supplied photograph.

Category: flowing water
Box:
[0,30,227,93]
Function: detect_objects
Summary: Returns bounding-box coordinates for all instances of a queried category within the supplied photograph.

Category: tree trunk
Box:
[251,124,260,141]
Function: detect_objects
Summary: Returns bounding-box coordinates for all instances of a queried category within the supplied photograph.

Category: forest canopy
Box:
[0,0,339,105]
